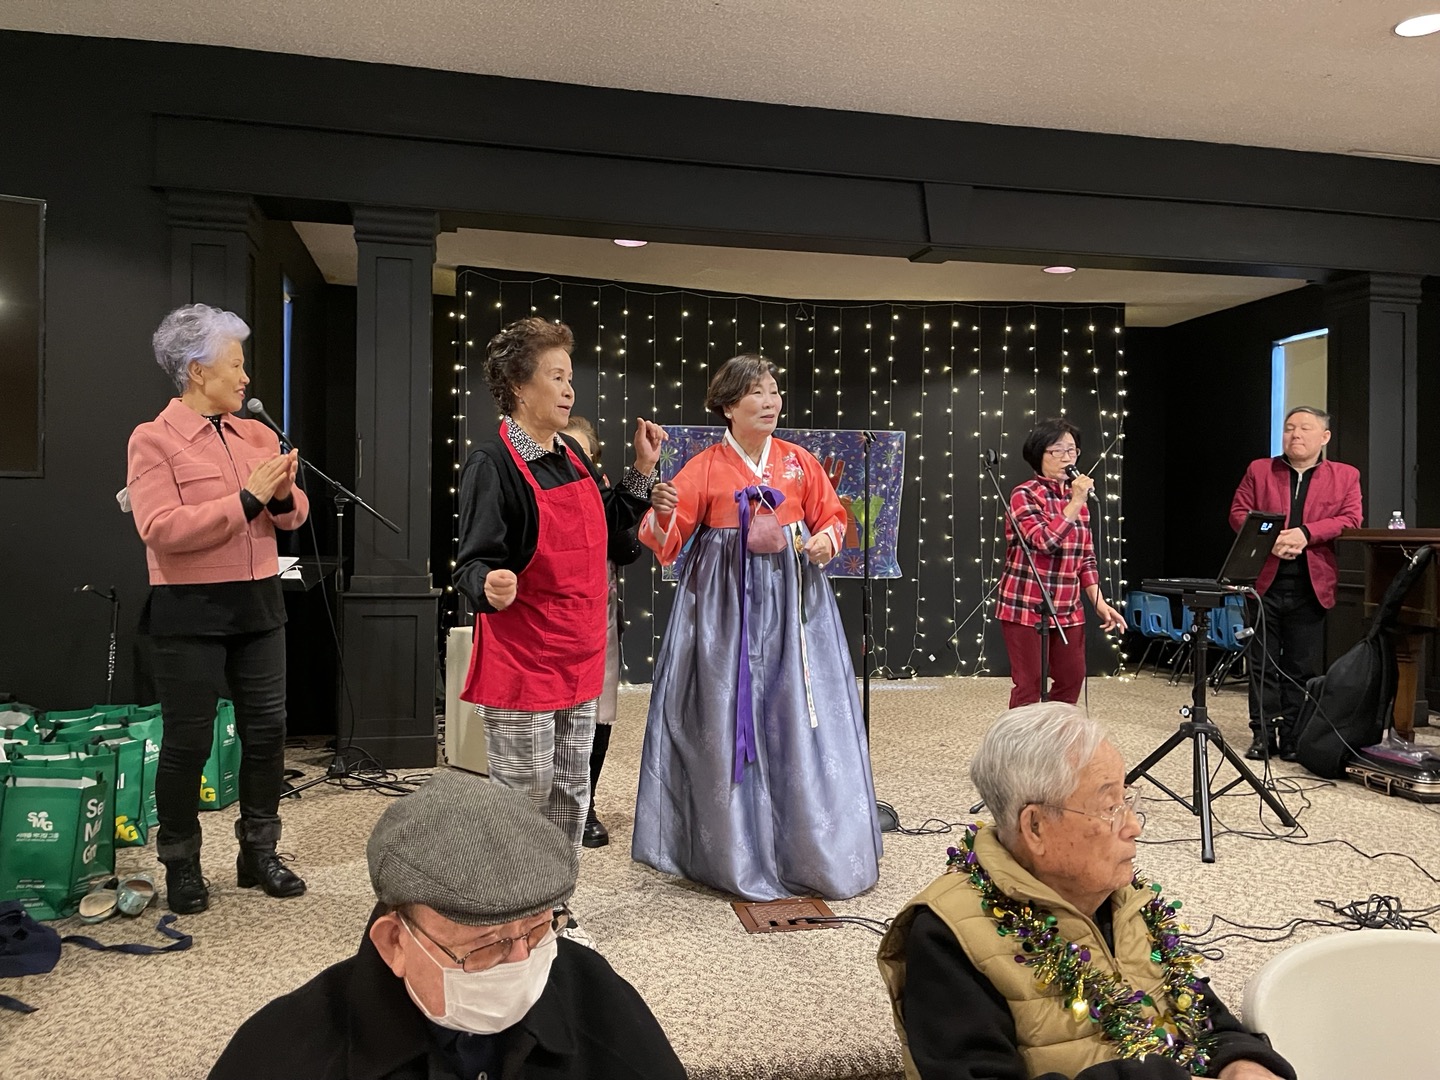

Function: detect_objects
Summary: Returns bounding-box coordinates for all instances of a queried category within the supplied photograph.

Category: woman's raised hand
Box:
[632,418,668,474]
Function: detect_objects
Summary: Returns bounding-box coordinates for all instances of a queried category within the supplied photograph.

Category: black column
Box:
[166,189,262,329]
[1324,273,1422,527]
[342,206,440,768]
[1323,272,1425,724]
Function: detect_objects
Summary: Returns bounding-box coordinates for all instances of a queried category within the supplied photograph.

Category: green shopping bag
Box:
[38,705,132,733]
[0,748,116,919]
[44,725,149,846]
[0,705,38,743]
[100,738,146,847]
[198,700,240,812]
[120,713,163,832]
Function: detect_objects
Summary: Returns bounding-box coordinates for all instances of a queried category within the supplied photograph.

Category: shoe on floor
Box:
[163,856,210,915]
[582,814,609,849]
[1244,735,1278,761]
[237,849,307,898]
[1279,740,1300,762]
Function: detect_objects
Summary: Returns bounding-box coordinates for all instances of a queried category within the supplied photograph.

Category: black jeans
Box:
[1247,571,1327,740]
[150,628,288,863]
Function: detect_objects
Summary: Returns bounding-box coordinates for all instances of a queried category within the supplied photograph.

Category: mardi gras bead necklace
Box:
[946,824,1214,1074]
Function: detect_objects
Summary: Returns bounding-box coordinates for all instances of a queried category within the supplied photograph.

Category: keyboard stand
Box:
[1129,585,1296,862]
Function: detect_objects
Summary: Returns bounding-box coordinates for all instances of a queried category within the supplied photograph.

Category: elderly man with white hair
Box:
[878,703,1294,1080]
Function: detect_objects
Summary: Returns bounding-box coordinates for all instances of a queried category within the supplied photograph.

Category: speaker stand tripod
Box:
[1127,587,1296,862]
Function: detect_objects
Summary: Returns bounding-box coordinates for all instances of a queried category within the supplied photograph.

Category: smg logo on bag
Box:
[26,811,55,832]
[82,796,106,865]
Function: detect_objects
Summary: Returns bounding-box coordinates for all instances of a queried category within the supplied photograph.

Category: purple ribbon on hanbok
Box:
[732,484,786,784]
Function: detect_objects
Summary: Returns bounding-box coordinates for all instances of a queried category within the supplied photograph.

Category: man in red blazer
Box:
[1228,406,1363,761]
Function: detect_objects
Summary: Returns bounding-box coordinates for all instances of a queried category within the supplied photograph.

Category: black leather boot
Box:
[237,847,307,898]
[163,854,209,915]
[582,805,610,848]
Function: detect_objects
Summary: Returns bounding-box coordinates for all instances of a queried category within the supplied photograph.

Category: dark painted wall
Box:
[1152,287,1329,576]
[0,44,343,706]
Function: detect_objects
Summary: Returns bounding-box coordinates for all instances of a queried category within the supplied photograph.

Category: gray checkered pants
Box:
[475,698,597,853]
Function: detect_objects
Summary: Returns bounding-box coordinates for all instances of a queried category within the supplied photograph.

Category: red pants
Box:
[1000,619,1087,708]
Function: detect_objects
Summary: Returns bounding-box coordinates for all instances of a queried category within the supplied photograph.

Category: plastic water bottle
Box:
[1388,510,1406,530]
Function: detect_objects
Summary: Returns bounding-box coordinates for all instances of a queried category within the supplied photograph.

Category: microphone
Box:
[1064,463,1097,499]
[244,398,294,451]
[983,448,999,468]
[1234,626,1256,642]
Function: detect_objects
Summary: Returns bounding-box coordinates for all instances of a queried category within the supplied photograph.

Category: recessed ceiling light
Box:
[1395,13,1440,36]
[1042,265,1077,275]
[613,239,647,248]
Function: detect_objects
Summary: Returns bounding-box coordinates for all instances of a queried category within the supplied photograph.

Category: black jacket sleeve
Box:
[454,449,513,615]
[903,910,1293,1080]
[560,434,650,543]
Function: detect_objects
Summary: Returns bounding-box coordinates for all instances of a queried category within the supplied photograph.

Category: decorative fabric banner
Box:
[657,427,906,579]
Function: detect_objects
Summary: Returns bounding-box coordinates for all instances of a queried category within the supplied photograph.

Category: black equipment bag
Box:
[1294,545,1434,778]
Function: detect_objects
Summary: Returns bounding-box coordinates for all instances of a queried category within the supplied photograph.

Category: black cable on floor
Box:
[1184,895,1440,961]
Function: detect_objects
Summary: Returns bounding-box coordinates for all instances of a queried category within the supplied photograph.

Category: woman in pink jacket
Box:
[126,304,309,915]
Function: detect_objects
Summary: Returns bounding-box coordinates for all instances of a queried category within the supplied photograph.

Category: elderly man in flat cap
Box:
[209,769,687,1080]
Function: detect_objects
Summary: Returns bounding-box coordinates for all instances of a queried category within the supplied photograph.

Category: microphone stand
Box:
[75,585,120,705]
[859,432,898,832]
[261,427,410,799]
[969,451,1066,814]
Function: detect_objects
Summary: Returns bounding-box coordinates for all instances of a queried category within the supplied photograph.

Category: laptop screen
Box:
[1218,512,1286,584]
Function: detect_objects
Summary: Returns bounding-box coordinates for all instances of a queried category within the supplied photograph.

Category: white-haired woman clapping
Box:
[125,303,308,915]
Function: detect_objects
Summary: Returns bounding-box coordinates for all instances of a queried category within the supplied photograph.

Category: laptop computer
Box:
[1147,511,1286,591]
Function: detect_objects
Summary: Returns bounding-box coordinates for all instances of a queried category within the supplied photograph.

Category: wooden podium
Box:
[1337,528,1440,739]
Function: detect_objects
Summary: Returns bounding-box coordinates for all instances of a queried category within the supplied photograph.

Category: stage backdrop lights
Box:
[439,268,1128,684]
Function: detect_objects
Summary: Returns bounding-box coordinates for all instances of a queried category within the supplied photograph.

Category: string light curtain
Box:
[438,267,1127,684]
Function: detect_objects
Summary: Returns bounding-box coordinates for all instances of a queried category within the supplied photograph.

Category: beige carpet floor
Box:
[3,675,1439,1080]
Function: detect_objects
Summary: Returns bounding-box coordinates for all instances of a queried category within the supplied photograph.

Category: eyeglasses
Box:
[1045,446,1080,458]
[1040,784,1144,834]
[403,911,561,973]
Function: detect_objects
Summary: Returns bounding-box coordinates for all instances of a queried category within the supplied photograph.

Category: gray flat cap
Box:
[367,768,576,926]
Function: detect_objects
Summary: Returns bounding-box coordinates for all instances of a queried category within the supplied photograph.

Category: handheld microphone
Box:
[1064,463,1097,498]
[244,398,294,451]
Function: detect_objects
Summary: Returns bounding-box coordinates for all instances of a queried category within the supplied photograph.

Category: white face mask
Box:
[401,919,557,1035]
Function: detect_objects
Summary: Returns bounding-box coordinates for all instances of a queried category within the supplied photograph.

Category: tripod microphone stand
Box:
[244,398,414,799]
[1127,585,1296,862]
[968,449,1067,814]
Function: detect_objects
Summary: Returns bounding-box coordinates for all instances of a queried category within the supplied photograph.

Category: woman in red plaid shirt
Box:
[996,418,1125,707]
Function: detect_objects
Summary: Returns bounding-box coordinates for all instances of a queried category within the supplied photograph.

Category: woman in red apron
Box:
[454,318,664,865]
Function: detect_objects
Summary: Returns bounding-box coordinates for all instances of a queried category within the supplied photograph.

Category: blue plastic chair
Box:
[1207,597,1252,690]
[1133,593,1184,676]
[1163,604,1197,684]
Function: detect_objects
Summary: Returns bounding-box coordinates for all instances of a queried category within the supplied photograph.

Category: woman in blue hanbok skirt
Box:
[632,354,882,901]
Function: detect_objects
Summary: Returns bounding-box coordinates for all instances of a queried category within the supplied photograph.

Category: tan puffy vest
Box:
[877,827,1170,1079]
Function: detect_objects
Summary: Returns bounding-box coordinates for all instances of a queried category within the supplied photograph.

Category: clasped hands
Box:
[243,451,299,504]
[1271,527,1308,560]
